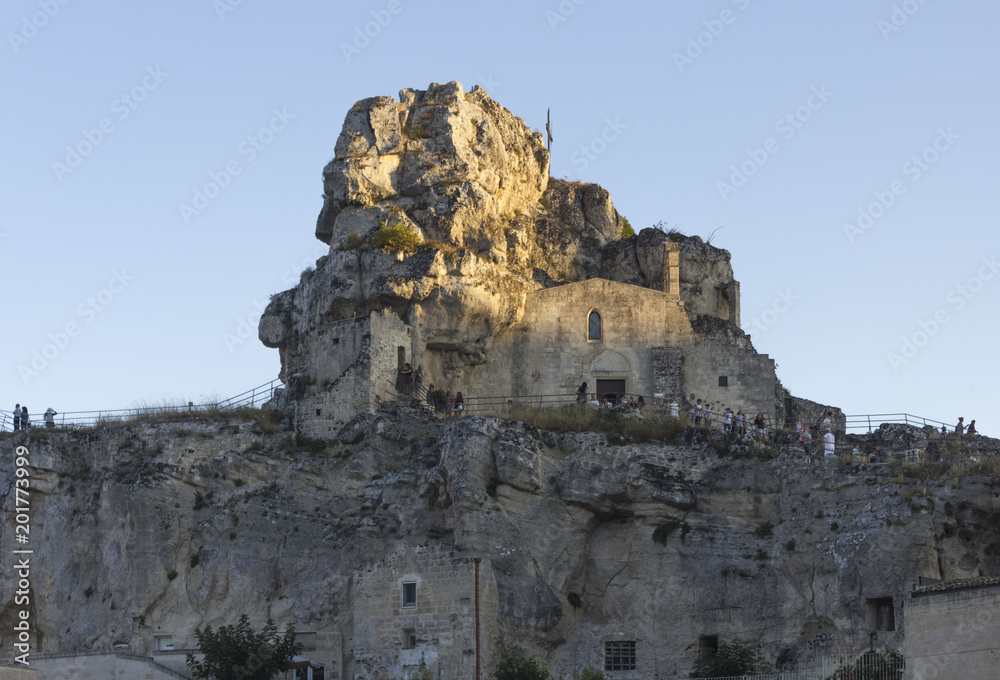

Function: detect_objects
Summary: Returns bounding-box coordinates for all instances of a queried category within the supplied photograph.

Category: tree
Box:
[692,639,769,677]
[186,614,302,680]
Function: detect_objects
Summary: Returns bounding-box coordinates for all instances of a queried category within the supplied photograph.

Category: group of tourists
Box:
[795,411,842,464]
[9,404,58,431]
[576,383,646,413]
[681,393,769,443]
[953,417,978,436]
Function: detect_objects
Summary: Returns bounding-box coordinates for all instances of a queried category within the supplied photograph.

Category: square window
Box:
[402,582,417,609]
[718,376,728,387]
[604,641,636,671]
[403,629,416,649]
[866,597,895,631]
[155,636,174,652]
[296,632,317,651]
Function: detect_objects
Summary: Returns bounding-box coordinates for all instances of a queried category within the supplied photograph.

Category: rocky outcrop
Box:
[4,418,998,676]
[259,81,744,392]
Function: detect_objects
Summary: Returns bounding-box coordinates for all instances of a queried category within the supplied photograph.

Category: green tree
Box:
[186,614,302,680]
[492,634,552,680]
[692,639,769,677]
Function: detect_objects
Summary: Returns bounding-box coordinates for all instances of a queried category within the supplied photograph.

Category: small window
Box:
[296,632,317,651]
[866,598,895,631]
[155,636,174,651]
[718,376,728,387]
[588,311,602,340]
[402,582,417,609]
[604,641,636,671]
[403,629,416,649]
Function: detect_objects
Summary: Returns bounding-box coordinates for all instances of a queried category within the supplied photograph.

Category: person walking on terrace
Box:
[955,417,965,435]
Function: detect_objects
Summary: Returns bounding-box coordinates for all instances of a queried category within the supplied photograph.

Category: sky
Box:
[2,0,998,434]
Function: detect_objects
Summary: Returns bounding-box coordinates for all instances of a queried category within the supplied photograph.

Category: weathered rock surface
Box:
[3,419,998,677]
[259,81,742,389]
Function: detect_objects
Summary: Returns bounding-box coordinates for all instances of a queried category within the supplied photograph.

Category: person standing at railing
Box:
[754,412,767,445]
[723,408,732,434]
[735,410,745,436]
[413,365,424,398]
[13,404,21,431]
[955,417,965,435]
[576,382,588,406]
[800,426,812,459]
[44,407,57,429]
[824,429,836,461]
[694,399,703,425]
[454,392,465,415]
[444,391,453,417]
[21,406,29,429]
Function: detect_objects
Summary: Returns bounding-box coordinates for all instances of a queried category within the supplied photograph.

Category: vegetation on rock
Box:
[370,220,422,252]
[691,639,769,677]
[492,635,552,680]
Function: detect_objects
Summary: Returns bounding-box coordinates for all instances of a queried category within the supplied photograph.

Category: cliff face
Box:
[3,418,998,676]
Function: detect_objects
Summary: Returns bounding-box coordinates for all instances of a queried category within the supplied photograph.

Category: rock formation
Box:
[2,417,998,678]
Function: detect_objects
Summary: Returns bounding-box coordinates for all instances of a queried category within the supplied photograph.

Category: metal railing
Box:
[844,413,952,434]
[0,379,283,433]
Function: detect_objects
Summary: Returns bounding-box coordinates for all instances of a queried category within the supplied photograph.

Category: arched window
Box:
[588,310,602,340]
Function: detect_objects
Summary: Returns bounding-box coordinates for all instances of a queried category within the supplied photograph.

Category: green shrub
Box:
[167,570,178,580]
[370,220,422,252]
[407,653,433,680]
[620,217,635,238]
[492,635,552,680]
[575,667,606,680]
[692,639,769,677]
[754,521,774,538]
[190,553,201,568]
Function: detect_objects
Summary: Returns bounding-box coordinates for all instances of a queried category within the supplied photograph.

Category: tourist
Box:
[801,426,812,458]
[723,408,732,433]
[824,430,836,461]
[694,399,703,425]
[735,410,745,436]
[795,416,804,434]
[588,393,600,408]
[399,363,413,396]
[44,407,58,429]
[851,445,862,461]
[822,411,833,432]
[703,403,713,429]
[577,382,588,405]
[412,365,424,397]
[955,417,965,435]
[754,413,767,445]
[454,392,465,415]
[685,393,697,413]
[637,396,646,418]
[13,404,21,431]
[444,391,453,417]
[967,420,977,436]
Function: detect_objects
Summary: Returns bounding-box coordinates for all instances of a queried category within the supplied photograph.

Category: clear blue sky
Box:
[2,1,998,434]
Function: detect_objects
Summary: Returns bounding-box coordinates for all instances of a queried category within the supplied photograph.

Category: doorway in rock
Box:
[596,379,626,403]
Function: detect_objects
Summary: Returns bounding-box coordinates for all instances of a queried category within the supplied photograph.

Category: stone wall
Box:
[22,653,181,680]
[905,582,1000,680]
[351,544,497,680]
[290,311,412,438]
[680,341,778,424]
[479,278,693,401]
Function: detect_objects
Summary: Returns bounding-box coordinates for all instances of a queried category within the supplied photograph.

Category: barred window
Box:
[604,641,636,671]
